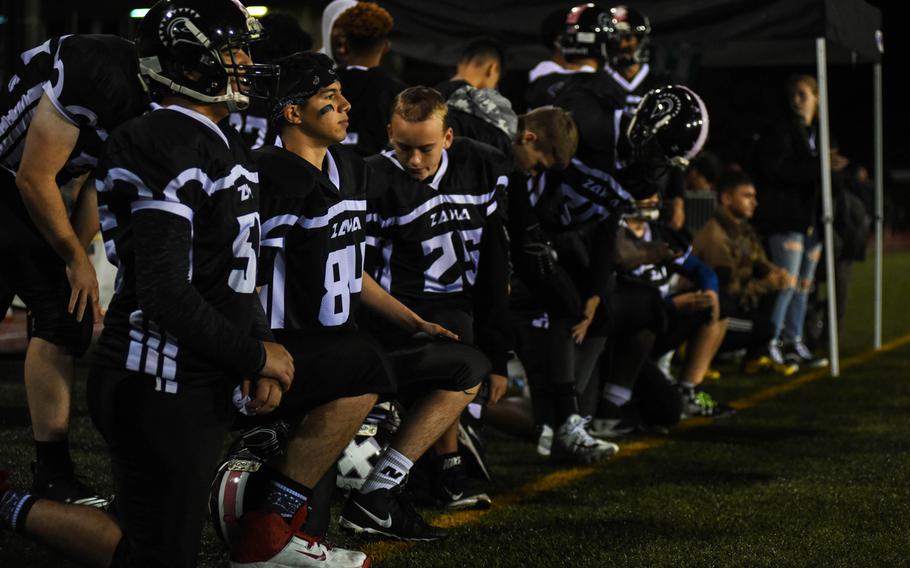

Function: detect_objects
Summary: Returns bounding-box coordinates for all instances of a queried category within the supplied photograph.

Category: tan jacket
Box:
[692,208,778,309]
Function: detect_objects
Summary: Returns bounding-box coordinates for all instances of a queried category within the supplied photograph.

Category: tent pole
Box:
[873,63,884,349]
[815,37,840,377]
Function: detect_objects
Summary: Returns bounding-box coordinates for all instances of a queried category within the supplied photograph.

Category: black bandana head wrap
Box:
[269,51,338,126]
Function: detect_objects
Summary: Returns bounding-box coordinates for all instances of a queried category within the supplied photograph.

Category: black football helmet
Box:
[557,3,611,62]
[603,5,651,69]
[628,85,709,169]
[136,0,279,111]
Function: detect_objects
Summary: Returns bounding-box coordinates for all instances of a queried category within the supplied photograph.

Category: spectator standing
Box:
[754,74,840,369]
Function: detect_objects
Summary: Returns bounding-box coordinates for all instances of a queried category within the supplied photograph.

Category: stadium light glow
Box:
[247,6,268,16]
[0,15,7,25]
[130,8,149,18]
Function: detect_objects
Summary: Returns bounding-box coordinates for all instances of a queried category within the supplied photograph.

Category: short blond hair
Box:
[518,107,578,170]
[391,86,448,126]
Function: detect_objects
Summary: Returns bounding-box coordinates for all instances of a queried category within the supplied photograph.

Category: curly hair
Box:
[334,2,394,55]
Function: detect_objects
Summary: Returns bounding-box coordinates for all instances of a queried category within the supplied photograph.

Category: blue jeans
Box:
[767,231,822,343]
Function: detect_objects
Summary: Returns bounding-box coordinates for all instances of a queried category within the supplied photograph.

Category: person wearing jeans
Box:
[766,231,826,367]
[755,74,845,369]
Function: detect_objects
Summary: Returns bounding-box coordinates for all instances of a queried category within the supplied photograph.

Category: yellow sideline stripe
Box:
[362,332,910,563]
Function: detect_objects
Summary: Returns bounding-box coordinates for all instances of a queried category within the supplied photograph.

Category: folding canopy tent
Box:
[382,0,885,376]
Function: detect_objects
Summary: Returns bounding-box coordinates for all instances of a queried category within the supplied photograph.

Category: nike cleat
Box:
[340,486,448,541]
[434,455,491,511]
[231,507,370,568]
[31,462,110,509]
[551,415,619,464]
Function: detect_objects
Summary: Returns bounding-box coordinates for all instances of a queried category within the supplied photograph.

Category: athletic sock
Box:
[34,439,73,478]
[262,472,312,521]
[553,383,580,424]
[603,383,633,407]
[359,447,413,494]
[0,487,35,533]
[678,380,697,391]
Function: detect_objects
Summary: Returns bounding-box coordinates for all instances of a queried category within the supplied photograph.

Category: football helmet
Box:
[208,450,270,547]
[557,3,611,62]
[628,85,709,168]
[603,5,652,69]
[136,0,279,111]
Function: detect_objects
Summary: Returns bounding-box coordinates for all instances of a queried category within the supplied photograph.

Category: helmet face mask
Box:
[137,0,279,111]
[628,85,709,170]
[603,5,651,70]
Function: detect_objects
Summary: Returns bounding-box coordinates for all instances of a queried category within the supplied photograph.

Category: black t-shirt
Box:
[256,144,376,331]
[338,66,407,157]
[95,105,263,388]
[0,34,147,185]
[364,138,512,373]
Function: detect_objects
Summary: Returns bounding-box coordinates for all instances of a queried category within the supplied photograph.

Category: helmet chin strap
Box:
[139,57,250,111]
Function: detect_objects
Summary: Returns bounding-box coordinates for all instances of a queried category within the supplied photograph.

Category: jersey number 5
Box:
[229,213,260,294]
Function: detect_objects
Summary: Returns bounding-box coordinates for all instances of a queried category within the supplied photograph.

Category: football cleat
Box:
[434,455,491,511]
[31,463,109,509]
[231,506,370,568]
[678,386,736,419]
[551,415,619,464]
[340,486,448,541]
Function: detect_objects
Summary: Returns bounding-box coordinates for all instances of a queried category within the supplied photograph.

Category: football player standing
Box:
[0,32,147,507]
[2,1,296,567]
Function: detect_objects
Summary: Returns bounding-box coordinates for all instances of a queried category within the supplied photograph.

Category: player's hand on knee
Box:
[487,373,508,405]
[260,341,294,390]
[245,378,283,414]
[416,319,460,341]
[65,253,101,322]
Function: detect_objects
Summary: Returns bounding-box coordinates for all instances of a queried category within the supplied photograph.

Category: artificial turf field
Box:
[2,251,909,567]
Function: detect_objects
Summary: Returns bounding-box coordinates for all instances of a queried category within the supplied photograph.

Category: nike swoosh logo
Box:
[296,549,326,561]
[444,488,464,501]
[353,500,393,528]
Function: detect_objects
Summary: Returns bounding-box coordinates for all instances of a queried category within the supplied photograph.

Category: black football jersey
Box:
[338,66,407,157]
[228,97,275,150]
[0,35,147,184]
[525,60,596,110]
[553,71,625,174]
[622,220,691,298]
[257,144,374,331]
[603,63,670,116]
[364,138,508,306]
[95,105,262,389]
[529,160,634,231]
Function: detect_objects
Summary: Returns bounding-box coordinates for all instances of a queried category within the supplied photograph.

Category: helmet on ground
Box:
[208,451,270,547]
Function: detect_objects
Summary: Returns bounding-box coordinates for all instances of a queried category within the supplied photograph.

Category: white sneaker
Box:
[551,414,619,464]
[536,424,553,457]
[231,509,370,568]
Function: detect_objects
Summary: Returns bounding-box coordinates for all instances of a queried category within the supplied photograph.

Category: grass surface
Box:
[1,251,909,567]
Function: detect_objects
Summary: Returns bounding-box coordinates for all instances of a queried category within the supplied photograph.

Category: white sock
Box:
[603,383,632,407]
[359,447,413,494]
